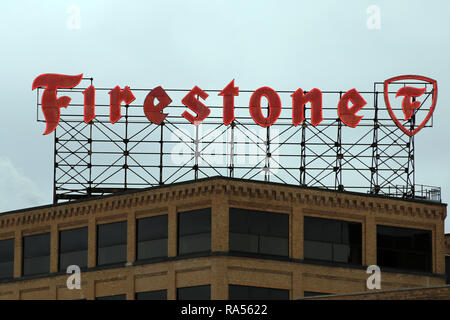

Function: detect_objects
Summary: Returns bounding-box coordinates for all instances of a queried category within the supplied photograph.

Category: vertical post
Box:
[365,213,377,266]
[124,104,129,189]
[335,92,343,191]
[406,97,416,198]
[87,216,96,268]
[229,121,235,178]
[88,78,93,197]
[127,211,136,264]
[50,224,58,273]
[88,120,93,197]
[53,128,57,204]
[264,100,270,182]
[167,204,177,257]
[265,126,270,182]
[159,122,164,185]
[300,97,307,186]
[194,121,199,181]
[211,196,229,252]
[370,88,380,194]
[13,230,22,278]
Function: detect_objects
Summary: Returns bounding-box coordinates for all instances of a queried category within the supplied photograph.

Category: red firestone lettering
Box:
[291,88,323,127]
[337,88,367,128]
[219,80,239,125]
[32,73,83,135]
[108,86,136,124]
[181,86,210,125]
[143,86,172,124]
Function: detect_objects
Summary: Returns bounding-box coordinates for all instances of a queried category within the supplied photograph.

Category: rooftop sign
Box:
[32,74,437,137]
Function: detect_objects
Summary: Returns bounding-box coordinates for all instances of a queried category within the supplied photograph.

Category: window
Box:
[178,208,211,255]
[229,285,289,300]
[377,225,432,272]
[59,227,88,272]
[0,239,14,279]
[177,285,210,300]
[96,294,126,300]
[229,208,289,257]
[97,221,127,266]
[137,215,168,260]
[304,217,362,265]
[135,289,167,300]
[23,233,50,276]
[445,255,450,284]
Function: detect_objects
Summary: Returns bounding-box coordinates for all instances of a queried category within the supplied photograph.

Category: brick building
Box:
[0,177,447,300]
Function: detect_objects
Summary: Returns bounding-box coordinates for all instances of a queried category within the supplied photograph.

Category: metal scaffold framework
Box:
[35,78,440,203]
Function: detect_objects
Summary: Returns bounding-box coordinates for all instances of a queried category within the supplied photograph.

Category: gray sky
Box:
[0,0,449,231]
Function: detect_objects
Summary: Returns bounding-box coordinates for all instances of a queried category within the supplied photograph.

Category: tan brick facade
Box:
[0,177,447,300]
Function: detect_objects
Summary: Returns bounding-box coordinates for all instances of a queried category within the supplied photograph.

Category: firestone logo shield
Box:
[383,75,438,137]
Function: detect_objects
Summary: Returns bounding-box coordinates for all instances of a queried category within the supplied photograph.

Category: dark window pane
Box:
[333,243,350,263]
[229,233,258,253]
[377,225,432,272]
[229,208,289,257]
[229,285,289,300]
[348,223,362,245]
[97,222,127,247]
[137,215,167,241]
[97,222,127,266]
[96,294,126,300]
[304,240,333,261]
[268,213,289,238]
[23,233,50,276]
[60,228,88,253]
[259,236,289,256]
[60,251,88,272]
[177,285,210,300]
[178,233,210,255]
[137,239,167,260]
[59,227,88,271]
[304,217,340,243]
[0,239,14,279]
[23,256,50,276]
[229,210,249,234]
[135,290,167,300]
[23,233,50,258]
[178,209,211,255]
[248,212,269,235]
[137,215,168,260]
[304,217,362,265]
[179,208,211,236]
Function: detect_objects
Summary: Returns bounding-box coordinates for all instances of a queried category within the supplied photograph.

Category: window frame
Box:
[0,238,14,280]
[303,216,362,265]
[136,214,168,261]
[22,232,51,276]
[376,224,433,273]
[177,208,211,255]
[96,221,128,266]
[59,226,88,272]
[229,207,290,257]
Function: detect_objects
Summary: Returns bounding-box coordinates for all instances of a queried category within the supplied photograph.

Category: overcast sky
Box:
[0,0,449,231]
